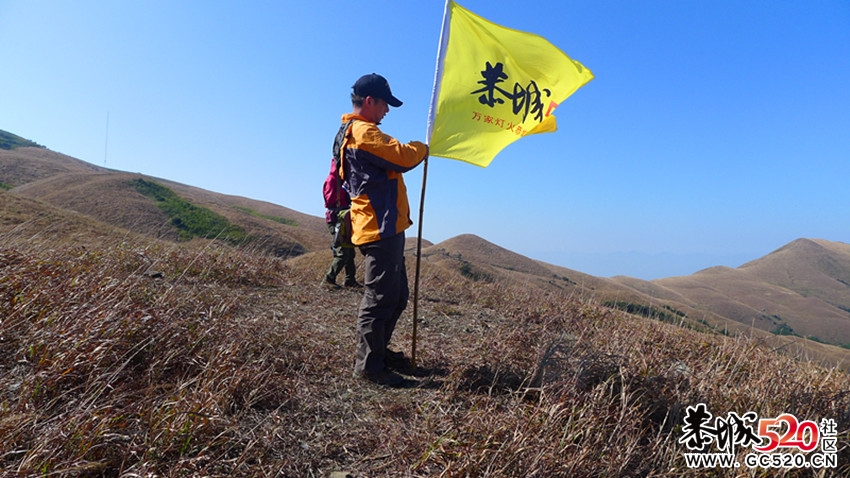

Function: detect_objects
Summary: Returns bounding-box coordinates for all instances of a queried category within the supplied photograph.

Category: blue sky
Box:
[1,0,848,280]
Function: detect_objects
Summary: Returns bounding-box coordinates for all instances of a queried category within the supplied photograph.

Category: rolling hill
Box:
[1,144,328,257]
[3,129,850,475]
[647,239,850,345]
[2,129,850,364]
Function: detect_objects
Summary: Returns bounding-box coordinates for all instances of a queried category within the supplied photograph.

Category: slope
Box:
[4,212,849,476]
[3,129,850,366]
[0,146,106,188]
[425,234,850,367]
[646,240,850,346]
[2,145,328,257]
[419,234,586,292]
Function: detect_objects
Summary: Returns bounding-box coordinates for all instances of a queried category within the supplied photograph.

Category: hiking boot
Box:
[354,369,405,388]
[343,280,363,288]
[320,277,341,290]
[385,349,411,372]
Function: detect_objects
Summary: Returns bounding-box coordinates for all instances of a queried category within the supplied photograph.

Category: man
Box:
[321,158,359,289]
[336,73,429,387]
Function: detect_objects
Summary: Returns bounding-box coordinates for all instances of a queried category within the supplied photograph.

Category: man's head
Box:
[351,74,402,125]
[352,73,402,107]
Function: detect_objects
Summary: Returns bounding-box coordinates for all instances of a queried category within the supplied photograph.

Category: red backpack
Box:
[323,120,354,247]
[322,158,350,214]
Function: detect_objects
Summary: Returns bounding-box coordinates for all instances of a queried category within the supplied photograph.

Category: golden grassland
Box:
[2,222,849,477]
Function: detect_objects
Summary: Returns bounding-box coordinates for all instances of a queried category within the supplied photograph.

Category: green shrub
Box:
[602,300,685,325]
[131,178,248,244]
[0,129,44,150]
[771,323,798,337]
[233,206,297,226]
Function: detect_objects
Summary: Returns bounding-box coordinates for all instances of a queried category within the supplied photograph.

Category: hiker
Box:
[335,73,429,387]
[322,158,360,289]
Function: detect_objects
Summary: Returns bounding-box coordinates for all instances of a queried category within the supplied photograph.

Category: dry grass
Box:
[1,228,849,477]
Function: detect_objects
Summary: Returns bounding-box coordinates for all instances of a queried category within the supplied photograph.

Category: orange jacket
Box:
[337,114,428,245]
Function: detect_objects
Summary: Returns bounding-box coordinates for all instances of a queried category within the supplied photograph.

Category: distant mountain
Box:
[2,129,849,364]
[646,239,850,345]
[427,234,850,367]
[424,234,553,276]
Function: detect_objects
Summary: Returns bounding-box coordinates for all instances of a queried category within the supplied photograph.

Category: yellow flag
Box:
[427,1,594,167]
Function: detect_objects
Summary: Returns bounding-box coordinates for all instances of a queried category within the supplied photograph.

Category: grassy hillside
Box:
[0,129,44,150]
[653,239,850,347]
[4,133,850,354]
[2,131,850,475]
[131,177,248,244]
[5,171,326,259]
[2,214,849,476]
[0,146,105,190]
[0,142,328,255]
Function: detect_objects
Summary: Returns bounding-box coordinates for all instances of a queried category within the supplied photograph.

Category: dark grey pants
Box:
[354,232,408,375]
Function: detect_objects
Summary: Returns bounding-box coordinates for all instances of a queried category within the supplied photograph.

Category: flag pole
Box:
[411,155,428,370]
[412,0,451,371]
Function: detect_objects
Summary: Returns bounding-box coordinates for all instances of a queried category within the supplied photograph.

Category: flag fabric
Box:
[427,0,594,168]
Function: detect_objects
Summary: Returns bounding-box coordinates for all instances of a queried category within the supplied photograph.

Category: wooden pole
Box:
[411,155,429,370]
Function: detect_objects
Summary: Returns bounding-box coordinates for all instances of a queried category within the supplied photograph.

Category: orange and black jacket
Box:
[337,113,428,246]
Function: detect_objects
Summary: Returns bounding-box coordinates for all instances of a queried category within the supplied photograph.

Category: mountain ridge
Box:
[652,238,850,345]
[2,129,849,363]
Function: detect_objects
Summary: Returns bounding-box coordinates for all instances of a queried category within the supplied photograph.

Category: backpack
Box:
[322,159,349,211]
[324,120,354,247]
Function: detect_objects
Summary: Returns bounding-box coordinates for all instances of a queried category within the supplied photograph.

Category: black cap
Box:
[353,73,402,107]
